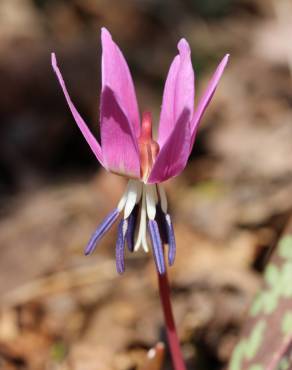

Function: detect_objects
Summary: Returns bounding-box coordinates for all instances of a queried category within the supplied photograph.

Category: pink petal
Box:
[51,53,103,164]
[147,109,191,183]
[190,54,229,146]
[157,38,194,147]
[101,27,140,137]
[100,87,141,179]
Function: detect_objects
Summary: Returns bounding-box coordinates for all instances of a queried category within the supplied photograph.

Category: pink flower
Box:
[51,28,228,274]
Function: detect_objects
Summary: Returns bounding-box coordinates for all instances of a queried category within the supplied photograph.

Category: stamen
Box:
[134,188,149,252]
[155,184,175,266]
[126,205,138,252]
[145,184,158,220]
[124,180,142,219]
[116,219,127,274]
[165,214,176,266]
[117,187,129,212]
[148,220,165,274]
[84,208,120,255]
[84,180,174,271]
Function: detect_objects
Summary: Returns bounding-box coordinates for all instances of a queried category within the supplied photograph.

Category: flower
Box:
[51,28,228,275]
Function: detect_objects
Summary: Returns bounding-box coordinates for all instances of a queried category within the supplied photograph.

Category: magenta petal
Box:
[100,87,141,178]
[157,38,194,147]
[190,54,229,146]
[101,27,140,137]
[147,109,191,183]
[51,53,103,164]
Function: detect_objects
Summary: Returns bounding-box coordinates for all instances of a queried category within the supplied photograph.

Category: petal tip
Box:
[101,27,112,42]
[221,54,230,67]
[177,38,190,55]
[51,52,57,68]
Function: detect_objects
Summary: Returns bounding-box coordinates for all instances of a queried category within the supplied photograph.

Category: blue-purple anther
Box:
[148,220,165,275]
[116,219,127,274]
[84,208,120,255]
[164,214,176,266]
[154,206,176,266]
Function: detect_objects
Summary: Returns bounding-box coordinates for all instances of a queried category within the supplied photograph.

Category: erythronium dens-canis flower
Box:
[51,28,229,275]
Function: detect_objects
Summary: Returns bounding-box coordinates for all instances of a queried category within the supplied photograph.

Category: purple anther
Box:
[116,219,127,274]
[126,205,138,252]
[84,208,120,255]
[164,214,176,266]
[148,220,165,275]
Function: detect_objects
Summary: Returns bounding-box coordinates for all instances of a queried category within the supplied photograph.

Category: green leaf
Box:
[281,312,292,336]
[279,236,292,260]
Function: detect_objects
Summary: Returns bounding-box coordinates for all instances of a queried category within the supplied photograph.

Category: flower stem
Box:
[158,271,187,370]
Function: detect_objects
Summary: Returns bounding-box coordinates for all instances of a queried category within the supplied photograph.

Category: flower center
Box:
[117,180,168,253]
[138,112,160,182]
[84,178,176,274]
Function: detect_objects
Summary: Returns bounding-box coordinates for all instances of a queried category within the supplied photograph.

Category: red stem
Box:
[158,271,187,370]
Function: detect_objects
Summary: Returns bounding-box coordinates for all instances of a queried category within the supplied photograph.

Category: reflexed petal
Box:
[157,38,194,147]
[51,53,103,164]
[101,27,140,137]
[147,109,191,183]
[100,87,141,178]
[191,54,229,146]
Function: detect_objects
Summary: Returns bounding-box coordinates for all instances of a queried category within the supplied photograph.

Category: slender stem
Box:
[158,271,187,370]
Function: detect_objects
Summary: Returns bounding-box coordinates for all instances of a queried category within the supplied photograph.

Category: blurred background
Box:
[1,0,292,369]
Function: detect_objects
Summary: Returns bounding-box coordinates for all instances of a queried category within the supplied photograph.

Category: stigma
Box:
[138,112,160,182]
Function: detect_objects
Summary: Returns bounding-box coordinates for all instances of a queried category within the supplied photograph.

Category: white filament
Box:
[145,184,158,220]
[123,180,143,219]
[134,188,149,252]
[122,219,128,237]
[117,187,128,212]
